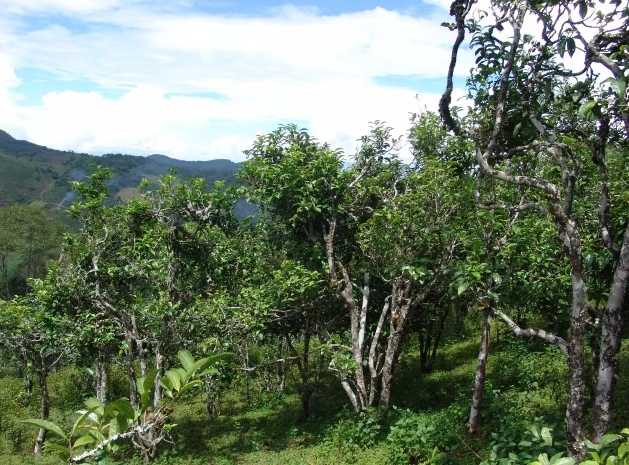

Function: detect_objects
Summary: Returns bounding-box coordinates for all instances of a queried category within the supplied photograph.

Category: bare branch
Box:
[492,308,569,357]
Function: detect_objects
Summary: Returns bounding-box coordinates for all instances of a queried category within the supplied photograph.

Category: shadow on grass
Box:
[167,373,353,463]
[389,339,479,411]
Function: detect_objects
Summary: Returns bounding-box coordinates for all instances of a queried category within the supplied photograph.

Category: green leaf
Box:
[531,425,541,439]
[549,452,567,465]
[103,398,135,422]
[567,37,576,57]
[579,1,588,19]
[579,101,597,117]
[71,406,100,435]
[601,433,622,448]
[513,122,522,137]
[165,368,182,392]
[603,77,626,96]
[177,350,194,372]
[84,397,105,416]
[177,379,203,397]
[137,369,159,396]
[21,419,66,439]
[160,377,174,391]
[541,427,553,445]
[96,455,111,465]
[457,282,470,296]
[199,367,219,377]
[44,442,70,460]
[109,414,128,439]
[585,439,601,451]
[73,434,97,448]
[552,458,575,465]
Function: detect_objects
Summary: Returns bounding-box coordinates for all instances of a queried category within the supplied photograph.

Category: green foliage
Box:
[525,426,629,465]
[386,408,453,465]
[582,429,629,465]
[0,205,66,298]
[21,350,226,463]
[0,130,251,218]
[321,409,387,459]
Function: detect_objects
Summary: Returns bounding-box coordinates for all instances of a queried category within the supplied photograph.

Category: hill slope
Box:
[0,130,253,216]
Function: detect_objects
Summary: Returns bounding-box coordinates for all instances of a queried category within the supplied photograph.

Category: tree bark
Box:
[94,355,109,404]
[590,223,629,441]
[125,332,139,410]
[205,374,219,418]
[379,280,413,407]
[566,267,588,460]
[468,308,490,434]
[33,366,50,458]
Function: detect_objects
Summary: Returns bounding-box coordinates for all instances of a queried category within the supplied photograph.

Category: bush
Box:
[387,407,460,465]
[48,366,92,411]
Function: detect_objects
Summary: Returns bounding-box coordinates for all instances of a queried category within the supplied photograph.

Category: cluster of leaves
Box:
[22,350,226,464]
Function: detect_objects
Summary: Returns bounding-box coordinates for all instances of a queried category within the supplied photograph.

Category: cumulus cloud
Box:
[0,2,473,160]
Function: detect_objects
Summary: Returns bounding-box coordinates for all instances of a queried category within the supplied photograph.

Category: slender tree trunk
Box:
[125,332,139,410]
[94,355,109,404]
[18,353,33,399]
[205,374,219,418]
[468,308,490,434]
[309,350,325,416]
[590,224,629,442]
[277,336,286,391]
[379,282,413,408]
[566,267,588,459]
[419,330,432,373]
[428,306,449,371]
[379,329,403,408]
[33,366,50,457]
[153,346,164,408]
[367,297,390,406]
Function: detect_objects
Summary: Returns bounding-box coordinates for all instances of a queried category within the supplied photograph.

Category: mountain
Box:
[0,130,255,217]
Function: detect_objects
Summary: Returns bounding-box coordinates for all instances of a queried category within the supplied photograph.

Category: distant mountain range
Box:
[0,130,255,217]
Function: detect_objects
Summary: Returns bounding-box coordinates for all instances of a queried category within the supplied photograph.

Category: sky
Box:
[0,0,474,161]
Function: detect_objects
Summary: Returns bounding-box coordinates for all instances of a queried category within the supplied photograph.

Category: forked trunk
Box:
[379,281,413,408]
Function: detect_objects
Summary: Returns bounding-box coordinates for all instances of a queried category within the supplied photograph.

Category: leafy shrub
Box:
[387,402,461,464]
[0,375,36,453]
[48,366,93,411]
[527,428,629,465]
[321,408,387,461]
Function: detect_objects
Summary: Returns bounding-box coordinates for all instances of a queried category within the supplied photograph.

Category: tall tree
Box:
[0,205,64,299]
[439,0,629,455]
[241,123,473,410]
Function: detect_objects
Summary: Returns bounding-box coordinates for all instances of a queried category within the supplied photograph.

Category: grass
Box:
[1,335,628,465]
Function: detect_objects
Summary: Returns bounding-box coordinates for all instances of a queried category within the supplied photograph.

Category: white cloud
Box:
[0,3,473,161]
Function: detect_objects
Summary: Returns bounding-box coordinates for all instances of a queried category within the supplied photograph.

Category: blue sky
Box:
[0,0,473,161]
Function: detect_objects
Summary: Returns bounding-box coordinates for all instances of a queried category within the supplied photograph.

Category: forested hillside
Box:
[0,130,254,297]
[1,0,629,464]
[0,129,245,211]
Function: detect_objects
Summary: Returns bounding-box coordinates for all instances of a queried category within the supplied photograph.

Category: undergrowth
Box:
[1,335,627,464]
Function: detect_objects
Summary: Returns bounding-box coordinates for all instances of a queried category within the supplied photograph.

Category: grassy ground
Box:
[1,335,627,465]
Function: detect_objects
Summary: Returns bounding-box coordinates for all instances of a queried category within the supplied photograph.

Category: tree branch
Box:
[492,309,569,357]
